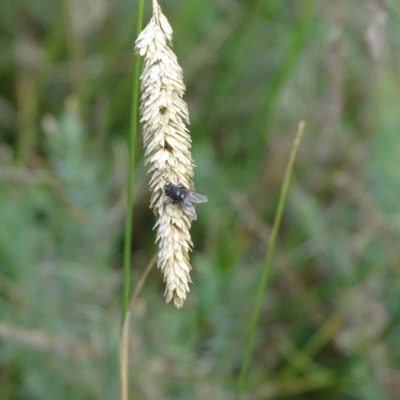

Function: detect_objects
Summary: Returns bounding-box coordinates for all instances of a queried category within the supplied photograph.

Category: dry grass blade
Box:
[119,254,157,400]
[0,322,99,358]
[129,253,157,311]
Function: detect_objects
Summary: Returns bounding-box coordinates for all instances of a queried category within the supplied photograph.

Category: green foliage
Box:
[1,0,400,399]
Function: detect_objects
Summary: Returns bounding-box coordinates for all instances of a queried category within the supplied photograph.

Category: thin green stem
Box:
[119,3,144,399]
[122,0,144,317]
[235,121,305,399]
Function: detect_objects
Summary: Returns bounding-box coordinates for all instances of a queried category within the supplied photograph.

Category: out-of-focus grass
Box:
[1,0,400,399]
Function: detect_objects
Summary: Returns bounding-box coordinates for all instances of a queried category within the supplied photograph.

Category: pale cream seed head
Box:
[135,0,197,307]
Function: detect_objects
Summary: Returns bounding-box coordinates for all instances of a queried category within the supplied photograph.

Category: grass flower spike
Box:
[135,0,205,308]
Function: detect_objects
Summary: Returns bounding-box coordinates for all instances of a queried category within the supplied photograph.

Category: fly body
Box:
[164,183,208,220]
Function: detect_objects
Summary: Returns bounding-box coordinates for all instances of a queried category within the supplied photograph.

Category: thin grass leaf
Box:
[235,121,305,399]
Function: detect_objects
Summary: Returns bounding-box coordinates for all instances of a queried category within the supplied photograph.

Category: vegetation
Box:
[1,0,400,399]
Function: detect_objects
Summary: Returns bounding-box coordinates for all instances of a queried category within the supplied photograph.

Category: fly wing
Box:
[178,199,198,220]
[186,190,208,204]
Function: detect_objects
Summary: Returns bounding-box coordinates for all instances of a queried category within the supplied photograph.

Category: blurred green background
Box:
[1,0,400,399]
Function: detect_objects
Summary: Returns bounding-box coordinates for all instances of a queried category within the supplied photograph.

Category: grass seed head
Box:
[135,0,196,308]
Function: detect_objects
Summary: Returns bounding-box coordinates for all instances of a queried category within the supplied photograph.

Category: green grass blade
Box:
[235,121,305,399]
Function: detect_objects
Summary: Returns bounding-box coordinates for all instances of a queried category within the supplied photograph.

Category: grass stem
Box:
[235,121,305,399]
[122,0,144,319]
[120,1,144,399]
[129,253,157,311]
[119,311,130,400]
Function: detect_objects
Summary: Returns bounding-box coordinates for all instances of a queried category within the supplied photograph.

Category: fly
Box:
[164,182,208,220]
